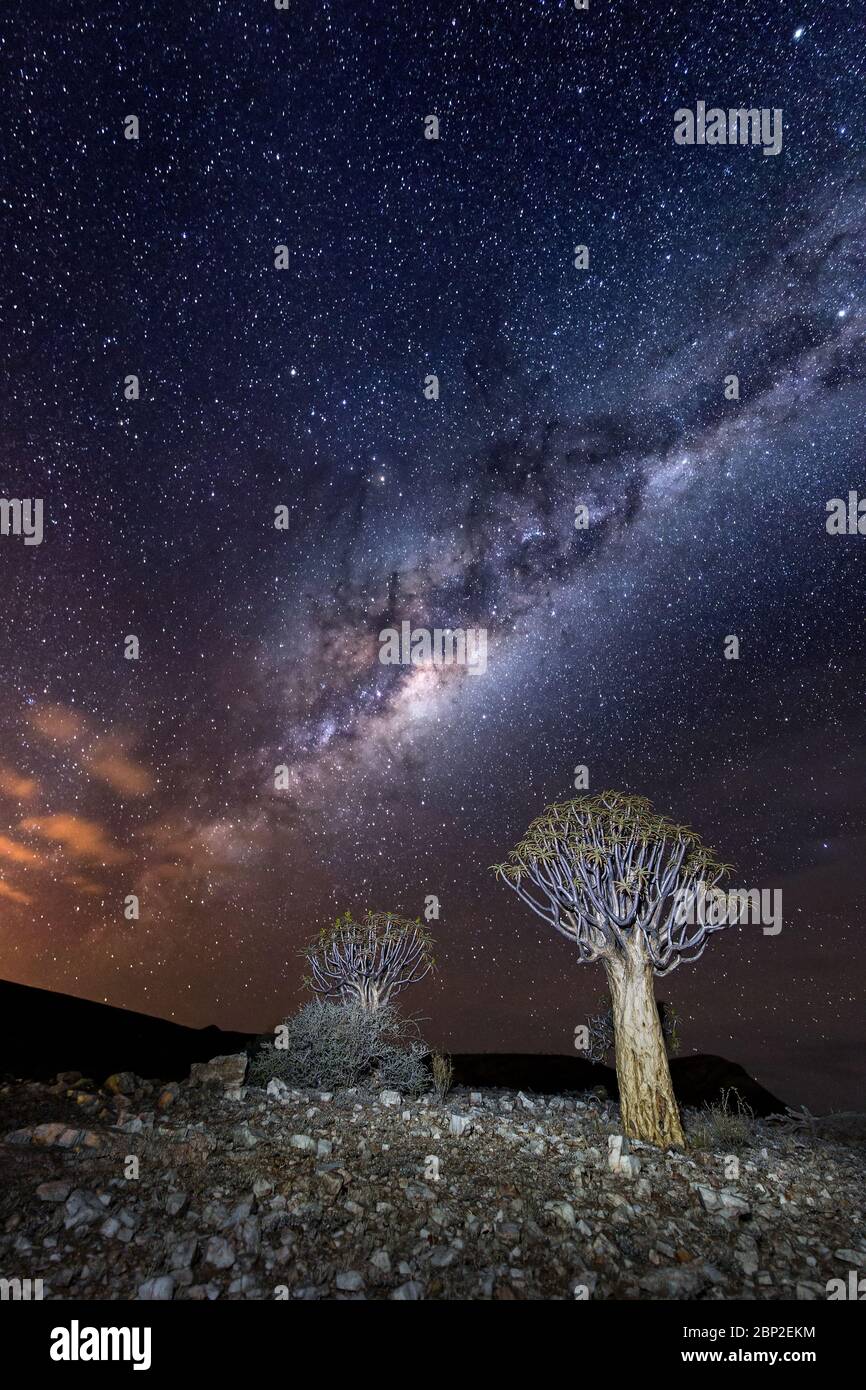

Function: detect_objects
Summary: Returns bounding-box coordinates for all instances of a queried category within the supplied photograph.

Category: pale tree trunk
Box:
[357,981,381,1011]
[604,939,684,1148]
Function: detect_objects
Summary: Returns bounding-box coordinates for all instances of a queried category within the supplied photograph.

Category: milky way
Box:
[1,0,864,1110]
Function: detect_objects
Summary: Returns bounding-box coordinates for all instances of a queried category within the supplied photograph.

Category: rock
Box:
[165,1192,188,1217]
[104,1071,137,1096]
[231,1121,261,1149]
[449,1114,472,1137]
[833,1249,864,1263]
[32,1123,69,1147]
[607,1135,640,1177]
[336,1270,364,1291]
[188,1053,248,1089]
[429,1246,455,1268]
[735,1237,760,1275]
[72,1090,101,1113]
[517,1091,536,1111]
[222,1198,252,1228]
[544,1200,576,1228]
[36,1181,71,1202]
[379,1090,401,1107]
[169,1237,198,1270]
[719,1189,750,1216]
[290,1134,316,1152]
[4,1128,33,1145]
[390,1280,423,1300]
[267,1078,291,1102]
[203,1236,236,1270]
[639,1263,725,1298]
[138,1276,175,1300]
[157,1083,180,1111]
[697,1184,720,1212]
[370,1249,391,1273]
[607,1134,629,1168]
[238,1216,261,1256]
[64,1189,107,1230]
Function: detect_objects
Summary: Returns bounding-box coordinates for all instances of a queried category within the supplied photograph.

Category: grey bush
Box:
[248,1000,429,1092]
[687,1088,755,1151]
[374,1042,429,1096]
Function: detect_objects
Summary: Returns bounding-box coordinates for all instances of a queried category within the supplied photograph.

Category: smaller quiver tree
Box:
[305,910,435,1012]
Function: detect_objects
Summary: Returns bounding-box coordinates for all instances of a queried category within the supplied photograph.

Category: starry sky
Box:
[1,0,864,1112]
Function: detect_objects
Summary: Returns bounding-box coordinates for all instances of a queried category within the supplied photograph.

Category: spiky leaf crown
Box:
[306,909,436,965]
[491,791,733,884]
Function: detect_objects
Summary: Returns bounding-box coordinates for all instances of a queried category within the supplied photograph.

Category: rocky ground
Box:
[1,1054,863,1301]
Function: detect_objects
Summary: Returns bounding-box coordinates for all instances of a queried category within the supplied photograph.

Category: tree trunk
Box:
[604,943,684,1148]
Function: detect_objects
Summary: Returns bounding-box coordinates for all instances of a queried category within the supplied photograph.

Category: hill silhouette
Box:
[0,979,251,1083]
[0,979,786,1114]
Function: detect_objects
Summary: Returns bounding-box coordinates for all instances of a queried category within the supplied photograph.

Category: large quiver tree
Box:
[305,910,435,1012]
[492,792,733,1148]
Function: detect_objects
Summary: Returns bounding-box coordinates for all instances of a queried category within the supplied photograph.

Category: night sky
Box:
[2,0,864,1113]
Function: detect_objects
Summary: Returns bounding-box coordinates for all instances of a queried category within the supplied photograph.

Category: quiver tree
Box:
[305,910,435,1012]
[492,792,733,1148]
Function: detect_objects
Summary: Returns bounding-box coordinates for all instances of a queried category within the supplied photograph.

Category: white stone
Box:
[290,1133,316,1152]
[138,1275,175,1300]
[390,1280,423,1300]
[719,1188,750,1216]
[544,1200,576,1227]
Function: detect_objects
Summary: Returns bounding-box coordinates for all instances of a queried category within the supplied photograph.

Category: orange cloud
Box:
[29,705,87,743]
[29,706,153,798]
[0,880,32,905]
[85,740,154,796]
[0,766,38,799]
[64,874,107,897]
[20,815,129,865]
[0,834,41,865]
